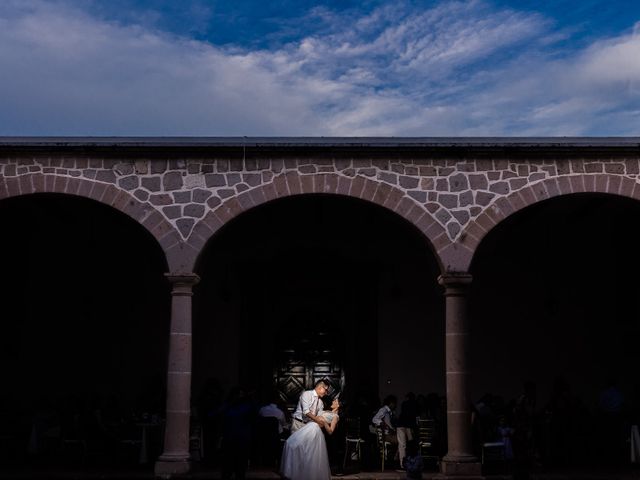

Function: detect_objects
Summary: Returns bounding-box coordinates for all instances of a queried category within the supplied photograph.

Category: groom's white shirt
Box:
[292,389,324,423]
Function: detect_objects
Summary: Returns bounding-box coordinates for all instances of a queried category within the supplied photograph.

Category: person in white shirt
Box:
[291,380,328,432]
[281,396,341,480]
[258,398,289,435]
[372,395,399,445]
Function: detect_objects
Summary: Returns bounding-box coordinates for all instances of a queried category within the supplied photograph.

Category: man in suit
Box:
[291,380,328,432]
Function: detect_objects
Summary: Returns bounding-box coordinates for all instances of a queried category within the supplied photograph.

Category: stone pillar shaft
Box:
[155,273,199,478]
[438,273,480,476]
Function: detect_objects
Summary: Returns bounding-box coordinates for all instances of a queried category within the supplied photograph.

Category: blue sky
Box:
[1,0,639,136]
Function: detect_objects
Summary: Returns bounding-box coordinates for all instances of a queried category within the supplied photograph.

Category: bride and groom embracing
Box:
[281,380,341,480]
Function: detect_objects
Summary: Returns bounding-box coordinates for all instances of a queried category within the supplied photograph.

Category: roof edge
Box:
[0,136,639,148]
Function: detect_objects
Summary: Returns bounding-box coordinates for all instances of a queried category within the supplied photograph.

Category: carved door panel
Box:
[274,357,344,410]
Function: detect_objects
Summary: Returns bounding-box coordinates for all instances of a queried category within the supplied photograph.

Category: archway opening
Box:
[193,194,444,459]
[0,193,170,469]
[470,193,640,468]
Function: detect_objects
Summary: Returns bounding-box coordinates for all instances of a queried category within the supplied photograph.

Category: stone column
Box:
[438,273,481,476]
[155,273,200,478]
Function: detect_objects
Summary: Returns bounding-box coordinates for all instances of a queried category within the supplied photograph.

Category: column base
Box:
[154,458,191,478]
[440,454,482,477]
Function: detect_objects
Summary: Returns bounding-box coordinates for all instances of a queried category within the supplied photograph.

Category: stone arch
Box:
[458,173,640,272]
[181,171,448,272]
[0,172,177,269]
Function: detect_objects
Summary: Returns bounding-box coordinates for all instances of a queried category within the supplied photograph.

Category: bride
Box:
[281,396,340,480]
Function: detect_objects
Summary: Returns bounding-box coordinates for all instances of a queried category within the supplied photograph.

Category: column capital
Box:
[165,272,200,287]
[438,272,472,289]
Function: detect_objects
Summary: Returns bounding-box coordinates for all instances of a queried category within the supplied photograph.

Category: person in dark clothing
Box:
[221,387,254,480]
[512,382,537,480]
[198,378,224,463]
[396,392,418,468]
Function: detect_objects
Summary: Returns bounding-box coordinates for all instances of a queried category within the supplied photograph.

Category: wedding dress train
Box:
[280,421,331,480]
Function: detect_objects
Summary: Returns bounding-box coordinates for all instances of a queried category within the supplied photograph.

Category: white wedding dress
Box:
[281,412,336,480]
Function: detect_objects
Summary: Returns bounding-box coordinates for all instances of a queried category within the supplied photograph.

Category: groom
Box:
[291,379,328,432]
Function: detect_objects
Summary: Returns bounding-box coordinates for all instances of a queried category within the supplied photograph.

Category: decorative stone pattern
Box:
[1,153,640,272]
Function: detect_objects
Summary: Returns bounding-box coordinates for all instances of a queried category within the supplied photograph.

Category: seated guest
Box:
[372,395,398,445]
[258,395,289,435]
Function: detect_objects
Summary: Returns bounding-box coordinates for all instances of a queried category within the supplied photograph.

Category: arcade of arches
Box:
[1,139,640,477]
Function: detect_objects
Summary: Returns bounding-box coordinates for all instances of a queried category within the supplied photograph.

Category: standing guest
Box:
[512,382,537,480]
[416,394,428,420]
[396,392,418,469]
[598,377,625,463]
[497,415,515,461]
[599,378,624,414]
[197,378,224,463]
[545,377,572,466]
[221,387,254,480]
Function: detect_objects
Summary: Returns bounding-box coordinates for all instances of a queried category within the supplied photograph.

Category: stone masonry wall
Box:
[1,153,639,272]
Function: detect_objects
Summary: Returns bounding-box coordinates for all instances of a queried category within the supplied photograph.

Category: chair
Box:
[342,417,365,470]
[375,426,394,471]
[117,423,143,464]
[417,418,440,467]
[254,416,281,467]
[189,418,205,461]
[60,413,87,461]
[481,440,506,473]
[0,413,19,464]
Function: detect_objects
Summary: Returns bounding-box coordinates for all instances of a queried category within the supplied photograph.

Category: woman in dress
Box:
[281,396,340,480]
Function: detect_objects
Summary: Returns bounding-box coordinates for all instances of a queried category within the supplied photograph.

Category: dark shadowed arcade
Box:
[470,193,640,469]
[193,194,444,411]
[0,194,170,468]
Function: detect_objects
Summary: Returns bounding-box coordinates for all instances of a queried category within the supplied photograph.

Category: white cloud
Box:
[0,0,639,135]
